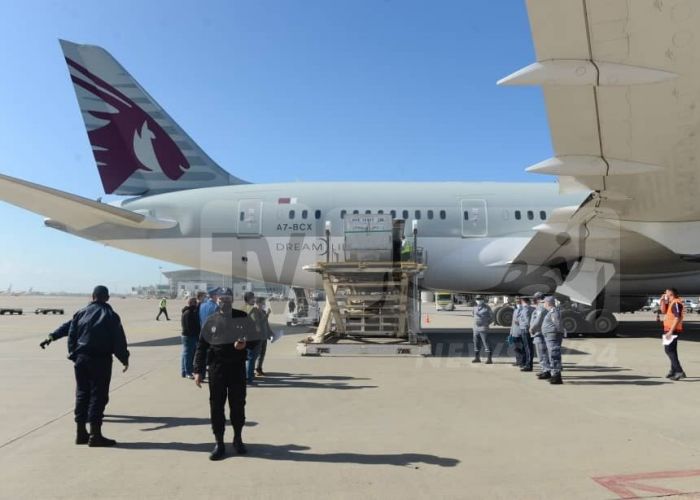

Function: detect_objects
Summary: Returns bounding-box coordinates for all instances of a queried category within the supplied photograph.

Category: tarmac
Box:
[1,296,700,499]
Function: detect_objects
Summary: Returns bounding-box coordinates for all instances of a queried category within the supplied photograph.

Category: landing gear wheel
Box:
[585,309,618,335]
[495,306,514,328]
[561,310,585,336]
[492,306,503,326]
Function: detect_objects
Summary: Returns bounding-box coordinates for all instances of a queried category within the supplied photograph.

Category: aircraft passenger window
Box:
[315,210,321,219]
[402,210,409,219]
[390,210,396,218]
[365,210,371,214]
[302,210,308,219]
[427,210,434,220]
[289,210,295,219]
[539,210,546,220]
[239,211,245,222]
[415,210,421,220]
[515,210,521,220]
[353,210,359,215]
[378,210,384,214]
[439,210,446,220]
[340,210,347,219]
[463,211,469,221]
[527,210,534,220]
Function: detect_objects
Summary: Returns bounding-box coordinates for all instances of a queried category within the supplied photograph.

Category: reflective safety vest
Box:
[159,298,167,308]
[401,240,413,258]
[663,298,684,333]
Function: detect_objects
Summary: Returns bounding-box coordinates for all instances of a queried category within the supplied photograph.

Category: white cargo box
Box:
[344,214,393,261]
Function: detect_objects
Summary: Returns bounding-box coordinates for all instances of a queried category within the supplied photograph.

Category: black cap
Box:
[213,287,233,297]
[533,292,545,300]
[92,285,109,301]
[243,291,255,303]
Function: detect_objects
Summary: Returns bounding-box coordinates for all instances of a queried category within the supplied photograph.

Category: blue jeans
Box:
[181,335,198,376]
[246,342,261,382]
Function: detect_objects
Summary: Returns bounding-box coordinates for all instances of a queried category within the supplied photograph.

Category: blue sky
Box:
[0,0,553,293]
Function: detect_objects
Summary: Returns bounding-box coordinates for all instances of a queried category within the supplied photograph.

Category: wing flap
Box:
[0,173,176,230]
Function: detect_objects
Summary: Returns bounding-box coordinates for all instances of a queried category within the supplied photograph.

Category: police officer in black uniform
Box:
[193,287,261,461]
[68,285,129,446]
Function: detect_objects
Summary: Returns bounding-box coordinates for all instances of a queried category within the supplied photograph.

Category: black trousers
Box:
[256,340,268,371]
[74,355,113,425]
[156,307,170,320]
[664,338,684,373]
[209,361,246,440]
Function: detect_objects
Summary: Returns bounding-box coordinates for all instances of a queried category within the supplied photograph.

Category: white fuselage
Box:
[62,181,700,297]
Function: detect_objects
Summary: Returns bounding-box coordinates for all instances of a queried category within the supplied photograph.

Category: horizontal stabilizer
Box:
[0,173,176,231]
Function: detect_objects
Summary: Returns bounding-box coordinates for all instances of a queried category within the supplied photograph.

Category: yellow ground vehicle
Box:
[435,292,455,311]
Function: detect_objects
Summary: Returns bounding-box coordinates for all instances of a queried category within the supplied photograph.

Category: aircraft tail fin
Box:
[60,39,246,196]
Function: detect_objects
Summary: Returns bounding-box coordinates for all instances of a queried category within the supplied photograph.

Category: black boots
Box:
[485,354,493,365]
[233,436,247,455]
[537,371,551,380]
[76,423,89,445]
[233,426,247,455]
[549,373,563,385]
[472,355,481,363]
[88,423,117,447]
[210,441,225,461]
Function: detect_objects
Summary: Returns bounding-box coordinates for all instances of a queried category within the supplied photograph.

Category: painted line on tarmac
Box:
[593,469,700,498]
[0,361,166,450]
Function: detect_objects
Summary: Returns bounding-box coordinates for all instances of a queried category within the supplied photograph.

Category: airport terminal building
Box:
[161,269,288,300]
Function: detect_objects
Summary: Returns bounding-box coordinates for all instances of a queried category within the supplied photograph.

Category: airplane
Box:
[2,1,700,335]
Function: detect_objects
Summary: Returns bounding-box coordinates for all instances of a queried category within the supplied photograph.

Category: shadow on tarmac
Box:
[563,374,668,386]
[424,330,588,358]
[116,442,459,467]
[129,336,182,347]
[252,372,377,390]
[103,414,257,431]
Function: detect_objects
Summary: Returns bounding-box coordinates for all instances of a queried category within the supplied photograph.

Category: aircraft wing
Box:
[501,0,700,302]
[502,0,700,225]
[0,173,176,231]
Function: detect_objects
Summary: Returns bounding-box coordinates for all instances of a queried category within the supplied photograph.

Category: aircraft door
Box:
[460,199,487,237]
[237,199,263,237]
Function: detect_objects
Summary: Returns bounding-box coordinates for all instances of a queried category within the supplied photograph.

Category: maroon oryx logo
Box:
[67,58,189,193]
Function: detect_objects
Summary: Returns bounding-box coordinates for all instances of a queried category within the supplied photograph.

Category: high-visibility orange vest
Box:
[663,298,684,333]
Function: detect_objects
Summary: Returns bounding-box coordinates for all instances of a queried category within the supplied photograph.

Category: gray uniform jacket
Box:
[509,305,520,335]
[517,305,534,331]
[473,304,493,332]
[529,305,546,336]
[541,307,562,335]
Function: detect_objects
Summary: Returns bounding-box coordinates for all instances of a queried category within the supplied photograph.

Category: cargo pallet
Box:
[297,260,431,356]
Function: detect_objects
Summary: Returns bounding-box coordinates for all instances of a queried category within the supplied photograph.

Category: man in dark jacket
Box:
[68,285,129,447]
[181,297,200,379]
[39,320,72,349]
[194,288,260,460]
